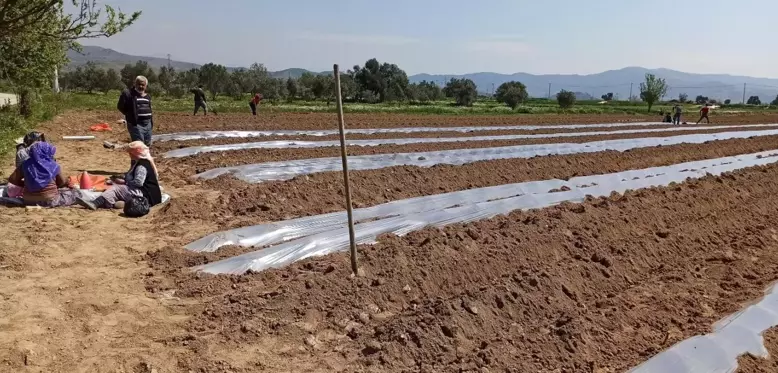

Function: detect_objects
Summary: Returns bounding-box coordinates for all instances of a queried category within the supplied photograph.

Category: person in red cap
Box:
[249,93,263,116]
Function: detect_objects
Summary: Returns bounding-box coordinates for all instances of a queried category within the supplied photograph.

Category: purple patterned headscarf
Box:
[22,142,60,192]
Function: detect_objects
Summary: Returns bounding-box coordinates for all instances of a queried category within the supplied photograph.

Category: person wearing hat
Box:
[15,131,45,169]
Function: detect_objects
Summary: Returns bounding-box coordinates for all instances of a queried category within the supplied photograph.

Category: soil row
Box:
[147,162,778,372]
[151,123,747,154]
[158,126,778,183]
[155,134,778,236]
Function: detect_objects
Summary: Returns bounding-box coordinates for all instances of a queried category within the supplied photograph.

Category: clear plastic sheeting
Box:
[192,150,778,275]
[194,129,778,183]
[163,124,778,158]
[155,121,677,142]
[185,179,567,253]
[629,283,778,373]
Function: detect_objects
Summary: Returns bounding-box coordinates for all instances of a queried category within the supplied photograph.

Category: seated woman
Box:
[7,142,81,207]
[15,131,45,169]
[77,141,162,210]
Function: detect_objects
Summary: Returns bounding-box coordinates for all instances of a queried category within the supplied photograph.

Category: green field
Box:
[61,91,778,116]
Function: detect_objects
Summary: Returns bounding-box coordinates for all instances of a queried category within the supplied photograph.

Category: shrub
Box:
[556,90,576,108]
[495,81,529,109]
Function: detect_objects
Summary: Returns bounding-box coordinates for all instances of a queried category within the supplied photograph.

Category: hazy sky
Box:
[81,0,778,77]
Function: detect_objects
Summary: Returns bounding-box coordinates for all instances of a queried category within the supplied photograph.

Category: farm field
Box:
[4,110,778,372]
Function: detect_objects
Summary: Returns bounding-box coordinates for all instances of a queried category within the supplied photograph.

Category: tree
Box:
[638,73,667,112]
[695,95,709,105]
[443,78,478,107]
[770,95,778,106]
[286,77,298,100]
[353,58,410,102]
[601,92,614,101]
[339,74,358,100]
[747,96,761,105]
[120,60,155,88]
[556,90,576,108]
[311,75,333,100]
[0,2,138,116]
[678,93,688,103]
[199,63,229,99]
[724,99,731,105]
[80,61,104,93]
[495,81,529,109]
[101,68,122,93]
[158,66,176,92]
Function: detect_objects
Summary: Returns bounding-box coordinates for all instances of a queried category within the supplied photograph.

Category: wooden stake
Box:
[333,64,359,275]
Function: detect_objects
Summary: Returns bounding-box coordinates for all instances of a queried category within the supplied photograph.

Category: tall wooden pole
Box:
[333,64,359,275]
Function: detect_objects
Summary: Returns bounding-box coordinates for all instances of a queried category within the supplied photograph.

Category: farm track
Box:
[148,163,778,372]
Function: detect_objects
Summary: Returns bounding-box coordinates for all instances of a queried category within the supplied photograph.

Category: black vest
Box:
[134,159,162,206]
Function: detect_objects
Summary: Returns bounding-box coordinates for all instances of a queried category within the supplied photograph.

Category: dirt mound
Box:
[737,328,778,372]
[157,126,778,180]
[156,135,778,232]
[149,164,778,372]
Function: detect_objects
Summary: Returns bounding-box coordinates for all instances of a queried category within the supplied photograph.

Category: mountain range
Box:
[67,46,778,101]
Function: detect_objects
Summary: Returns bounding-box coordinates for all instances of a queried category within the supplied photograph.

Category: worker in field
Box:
[696,103,711,124]
[117,76,153,148]
[672,103,683,125]
[249,92,263,116]
[191,85,208,116]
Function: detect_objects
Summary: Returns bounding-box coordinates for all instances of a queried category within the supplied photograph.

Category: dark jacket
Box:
[191,88,207,103]
[118,88,153,126]
[134,159,162,206]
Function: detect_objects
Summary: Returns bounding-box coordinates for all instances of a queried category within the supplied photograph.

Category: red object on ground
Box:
[80,171,93,189]
[69,174,107,191]
[90,123,112,131]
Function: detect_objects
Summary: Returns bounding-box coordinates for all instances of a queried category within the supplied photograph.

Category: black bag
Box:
[124,195,150,218]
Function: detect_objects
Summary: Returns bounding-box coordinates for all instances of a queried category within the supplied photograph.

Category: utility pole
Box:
[629,83,633,101]
[167,54,172,70]
[547,83,551,99]
[492,83,495,96]
[742,83,747,104]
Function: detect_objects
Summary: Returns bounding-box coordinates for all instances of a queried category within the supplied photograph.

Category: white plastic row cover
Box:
[191,150,778,275]
[629,283,778,373]
[155,121,679,142]
[163,124,778,158]
[194,129,778,183]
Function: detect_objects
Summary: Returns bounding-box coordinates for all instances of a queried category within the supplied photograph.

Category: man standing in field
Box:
[117,76,153,147]
[672,103,683,125]
[696,103,711,124]
[191,85,208,116]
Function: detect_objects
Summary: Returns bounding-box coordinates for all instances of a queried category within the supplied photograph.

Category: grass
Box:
[59,91,778,116]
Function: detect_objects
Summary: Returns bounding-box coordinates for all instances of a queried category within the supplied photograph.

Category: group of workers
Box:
[662,103,712,125]
[4,75,164,216]
[189,85,263,116]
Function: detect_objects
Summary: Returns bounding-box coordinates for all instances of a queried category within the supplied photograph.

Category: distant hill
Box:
[65,46,318,79]
[411,67,778,102]
[68,46,778,102]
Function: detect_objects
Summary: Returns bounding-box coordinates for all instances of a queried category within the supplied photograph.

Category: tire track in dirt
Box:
[158,126,778,181]
[147,163,778,372]
[156,135,778,235]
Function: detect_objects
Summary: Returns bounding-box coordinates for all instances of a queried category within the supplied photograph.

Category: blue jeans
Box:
[127,122,152,147]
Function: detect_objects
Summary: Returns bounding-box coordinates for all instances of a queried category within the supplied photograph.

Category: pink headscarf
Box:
[127,141,158,175]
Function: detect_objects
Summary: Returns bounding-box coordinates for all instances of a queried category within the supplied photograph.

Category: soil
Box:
[157,126,778,178]
[157,134,778,235]
[737,328,778,372]
[4,110,778,372]
[148,163,778,372]
[151,124,731,154]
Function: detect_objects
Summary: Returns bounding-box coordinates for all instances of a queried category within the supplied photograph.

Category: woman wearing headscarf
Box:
[7,142,80,207]
[77,141,161,210]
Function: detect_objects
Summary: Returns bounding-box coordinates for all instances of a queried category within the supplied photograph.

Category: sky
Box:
[80,0,778,77]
